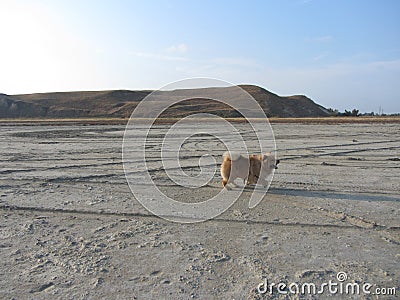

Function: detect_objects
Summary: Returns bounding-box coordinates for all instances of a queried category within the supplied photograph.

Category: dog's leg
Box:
[222,178,233,190]
[222,179,232,190]
[222,178,228,188]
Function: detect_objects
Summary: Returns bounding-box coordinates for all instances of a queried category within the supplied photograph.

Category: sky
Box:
[0,0,399,113]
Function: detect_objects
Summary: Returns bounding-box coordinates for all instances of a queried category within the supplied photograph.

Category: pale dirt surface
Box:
[0,123,399,299]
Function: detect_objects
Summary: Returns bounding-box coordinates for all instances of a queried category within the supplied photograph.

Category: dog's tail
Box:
[223,151,241,161]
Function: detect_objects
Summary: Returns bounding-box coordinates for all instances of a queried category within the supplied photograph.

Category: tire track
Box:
[279,144,400,161]
[3,204,398,231]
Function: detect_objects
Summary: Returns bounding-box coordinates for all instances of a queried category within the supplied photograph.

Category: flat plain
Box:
[0,121,399,299]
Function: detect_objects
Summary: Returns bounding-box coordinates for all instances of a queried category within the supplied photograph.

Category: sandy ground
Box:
[0,122,399,299]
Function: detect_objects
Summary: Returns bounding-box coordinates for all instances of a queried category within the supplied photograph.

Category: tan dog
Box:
[221,152,279,189]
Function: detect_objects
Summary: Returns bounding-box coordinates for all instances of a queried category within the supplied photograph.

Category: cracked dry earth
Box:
[0,122,399,299]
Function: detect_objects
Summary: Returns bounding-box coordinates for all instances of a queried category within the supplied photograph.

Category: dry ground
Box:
[0,122,399,299]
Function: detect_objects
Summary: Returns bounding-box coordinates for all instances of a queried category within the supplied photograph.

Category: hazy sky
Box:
[1,0,399,113]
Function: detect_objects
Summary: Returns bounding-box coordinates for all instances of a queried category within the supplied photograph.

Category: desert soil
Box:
[0,122,399,299]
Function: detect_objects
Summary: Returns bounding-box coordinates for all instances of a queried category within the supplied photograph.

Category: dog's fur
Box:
[221,152,279,189]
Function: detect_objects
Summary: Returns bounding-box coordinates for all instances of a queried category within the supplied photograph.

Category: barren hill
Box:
[0,85,329,118]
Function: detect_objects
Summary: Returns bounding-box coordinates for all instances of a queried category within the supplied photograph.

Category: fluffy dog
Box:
[221,152,279,189]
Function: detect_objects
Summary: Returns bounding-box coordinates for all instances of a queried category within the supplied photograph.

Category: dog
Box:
[221,152,279,189]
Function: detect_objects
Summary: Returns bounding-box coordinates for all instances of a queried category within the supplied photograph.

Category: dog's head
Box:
[261,152,280,170]
[249,152,279,182]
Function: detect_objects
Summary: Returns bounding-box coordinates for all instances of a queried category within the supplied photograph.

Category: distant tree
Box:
[343,109,352,116]
[337,108,360,117]
[331,108,364,117]
[361,112,375,116]
[327,108,339,116]
[351,109,360,117]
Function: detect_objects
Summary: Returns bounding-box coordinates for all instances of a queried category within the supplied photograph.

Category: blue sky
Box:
[0,0,399,113]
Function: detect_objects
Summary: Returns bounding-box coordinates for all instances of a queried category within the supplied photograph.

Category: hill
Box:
[0,85,329,118]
